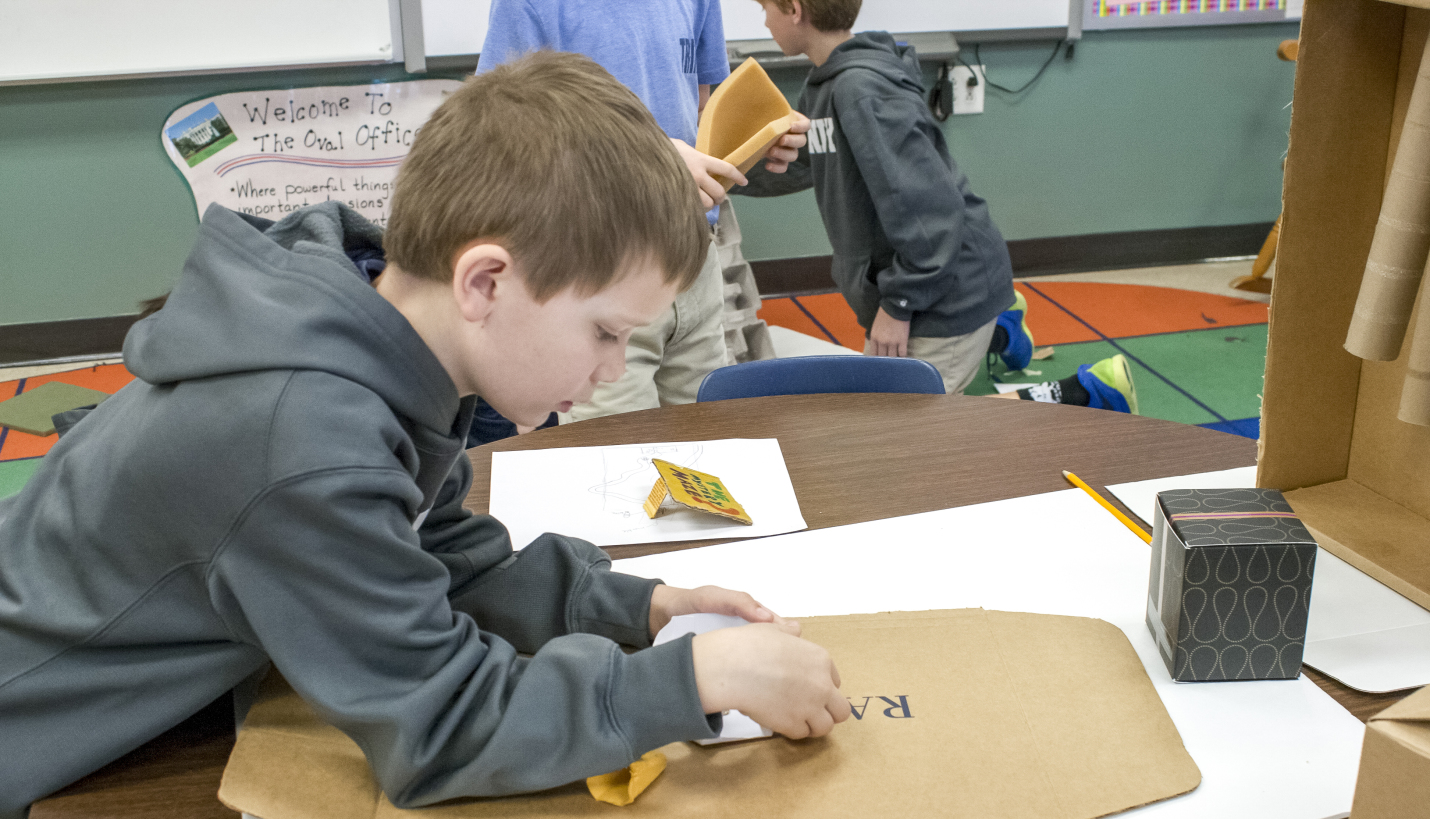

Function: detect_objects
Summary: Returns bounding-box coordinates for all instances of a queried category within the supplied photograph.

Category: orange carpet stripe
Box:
[756,298,832,345]
[760,283,1267,351]
[1030,282,1269,339]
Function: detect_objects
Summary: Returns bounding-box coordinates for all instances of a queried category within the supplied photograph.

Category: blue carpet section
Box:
[1197,417,1261,439]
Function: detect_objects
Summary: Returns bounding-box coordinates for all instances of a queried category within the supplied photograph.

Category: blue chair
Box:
[697,355,946,402]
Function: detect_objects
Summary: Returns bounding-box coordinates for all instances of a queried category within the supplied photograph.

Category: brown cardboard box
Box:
[219,610,1200,819]
[1348,684,1430,818]
[1261,0,1430,611]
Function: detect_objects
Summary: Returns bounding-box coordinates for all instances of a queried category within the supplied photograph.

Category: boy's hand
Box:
[692,623,852,739]
[763,112,811,174]
[868,307,911,357]
[649,584,791,639]
[670,139,747,209]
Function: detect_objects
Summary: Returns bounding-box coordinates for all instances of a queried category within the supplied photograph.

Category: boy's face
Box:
[468,257,678,427]
[760,1,806,56]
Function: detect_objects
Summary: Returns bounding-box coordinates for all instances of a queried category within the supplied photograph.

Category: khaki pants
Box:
[715,202,775,363]
[863,318,998,396]
[567,237,729,422]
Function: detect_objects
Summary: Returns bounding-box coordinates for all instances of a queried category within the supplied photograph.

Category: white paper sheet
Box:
[653,614,774,745]
[489,439,806,549]
[1106,469,1430,693]
[615,491,1366,819]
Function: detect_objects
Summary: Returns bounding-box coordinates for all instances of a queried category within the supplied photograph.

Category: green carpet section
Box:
[0,458,41,499]
[967,326,1268,427]
[1118,325,1267,423]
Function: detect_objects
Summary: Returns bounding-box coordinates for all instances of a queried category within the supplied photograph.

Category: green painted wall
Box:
[0,22,1297,327]
[734,22,1299,261]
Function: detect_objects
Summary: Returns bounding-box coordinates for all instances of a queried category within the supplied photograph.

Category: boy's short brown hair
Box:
[385,51,707,302]
[763,0,860,32]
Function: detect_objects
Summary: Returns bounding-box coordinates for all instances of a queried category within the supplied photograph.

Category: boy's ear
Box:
[450,242,516,323]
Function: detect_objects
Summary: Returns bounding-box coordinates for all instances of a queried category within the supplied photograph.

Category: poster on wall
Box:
[1084,0,1296,30]
[161,80,462,228]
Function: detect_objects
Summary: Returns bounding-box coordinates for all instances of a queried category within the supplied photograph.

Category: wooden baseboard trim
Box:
[751,221,1275,297]
[0,315,139,367]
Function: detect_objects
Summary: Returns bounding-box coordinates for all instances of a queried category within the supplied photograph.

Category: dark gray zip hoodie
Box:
[741,31,1014,338]
[0,203,716,816]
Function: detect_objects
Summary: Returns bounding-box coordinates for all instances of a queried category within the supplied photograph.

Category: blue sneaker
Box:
[1076,354,1139,415]
[994,291,1034,371]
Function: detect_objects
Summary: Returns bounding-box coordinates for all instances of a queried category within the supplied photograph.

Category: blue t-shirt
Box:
[476,0,730,149]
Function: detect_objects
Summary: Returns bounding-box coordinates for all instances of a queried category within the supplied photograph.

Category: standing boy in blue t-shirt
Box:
[478,0,810,420]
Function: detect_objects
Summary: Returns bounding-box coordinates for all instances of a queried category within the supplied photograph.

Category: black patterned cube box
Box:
[1145,488,1317,682]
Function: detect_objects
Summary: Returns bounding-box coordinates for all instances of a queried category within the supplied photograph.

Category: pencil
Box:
[1062,470,1152,544]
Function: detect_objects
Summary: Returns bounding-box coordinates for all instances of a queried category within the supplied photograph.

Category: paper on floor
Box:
[615,490,1366,819]
[1105,469,1430,693]
[489,439,806,549]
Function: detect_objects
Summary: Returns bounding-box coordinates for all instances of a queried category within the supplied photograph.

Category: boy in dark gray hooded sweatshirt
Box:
[741,0,1015,395]
[742,0,1141,412]
[0,53,848,817]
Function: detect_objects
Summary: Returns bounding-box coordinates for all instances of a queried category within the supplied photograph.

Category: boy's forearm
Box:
[447,534,661,652]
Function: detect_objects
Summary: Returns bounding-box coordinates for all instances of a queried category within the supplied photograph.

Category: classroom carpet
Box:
[758,281,1269,438]
[0,363,135,496]
[0,281,1266,498]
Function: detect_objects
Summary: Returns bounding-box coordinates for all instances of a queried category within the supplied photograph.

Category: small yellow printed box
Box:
[642,458,753,525]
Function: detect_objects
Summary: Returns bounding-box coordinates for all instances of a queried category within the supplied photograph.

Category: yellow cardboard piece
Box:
[219,609,1201,819]
[696,58,796,190]
[585,751,668,807]
[642,458,752,525]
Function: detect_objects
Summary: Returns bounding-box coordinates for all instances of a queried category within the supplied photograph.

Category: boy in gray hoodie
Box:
[0,53,848,817]
[744,0,1139,413]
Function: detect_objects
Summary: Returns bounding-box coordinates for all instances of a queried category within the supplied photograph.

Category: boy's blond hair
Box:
[385,51,707,302]
[762,0,860,32]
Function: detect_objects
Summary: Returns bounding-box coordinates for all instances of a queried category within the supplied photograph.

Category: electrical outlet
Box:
[950,64,984,115]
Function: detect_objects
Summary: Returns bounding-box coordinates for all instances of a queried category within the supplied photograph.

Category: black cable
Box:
[928,62,953,122]
[964,39,1064,96]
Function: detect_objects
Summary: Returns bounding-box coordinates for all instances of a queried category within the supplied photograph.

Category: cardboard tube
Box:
[1346,33,1430,361]
[1398,271,1430,424]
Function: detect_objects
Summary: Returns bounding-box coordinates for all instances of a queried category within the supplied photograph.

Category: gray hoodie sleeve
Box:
[735,152,814,198]
[835,86,967,322]
[417,453,660,651]
[208,466,718,807]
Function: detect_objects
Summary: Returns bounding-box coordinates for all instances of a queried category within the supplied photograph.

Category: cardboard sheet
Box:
[1343,27,1430,363]
[1260,0,1430,664]
[1107,469,1430,692]
[696,58,796,190]
[614,492,1367,818]
[488,439,805,548]
[1347,683,1430,819]
[220,609,1200,819]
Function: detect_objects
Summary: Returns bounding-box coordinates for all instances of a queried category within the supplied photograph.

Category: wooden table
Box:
[31,394,1416,818]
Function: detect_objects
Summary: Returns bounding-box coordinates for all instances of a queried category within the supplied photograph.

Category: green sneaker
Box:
[1077,354,1139,415]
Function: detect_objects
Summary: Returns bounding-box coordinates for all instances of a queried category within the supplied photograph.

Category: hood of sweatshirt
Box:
[124,202,461,435]
[807,31,924,96]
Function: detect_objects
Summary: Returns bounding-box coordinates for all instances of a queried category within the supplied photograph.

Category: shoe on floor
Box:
[994,290,1034,371]
[1077,354,1139,415]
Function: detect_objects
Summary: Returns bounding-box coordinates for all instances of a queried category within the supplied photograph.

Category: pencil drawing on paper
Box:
[589,444,705,520]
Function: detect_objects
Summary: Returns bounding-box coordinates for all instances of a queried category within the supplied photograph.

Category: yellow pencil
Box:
[1062,470,1152,544]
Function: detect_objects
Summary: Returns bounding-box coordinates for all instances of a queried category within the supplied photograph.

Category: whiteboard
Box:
[722,0,1070,41]
[0,0,395,85]
[424,0,1071,59]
